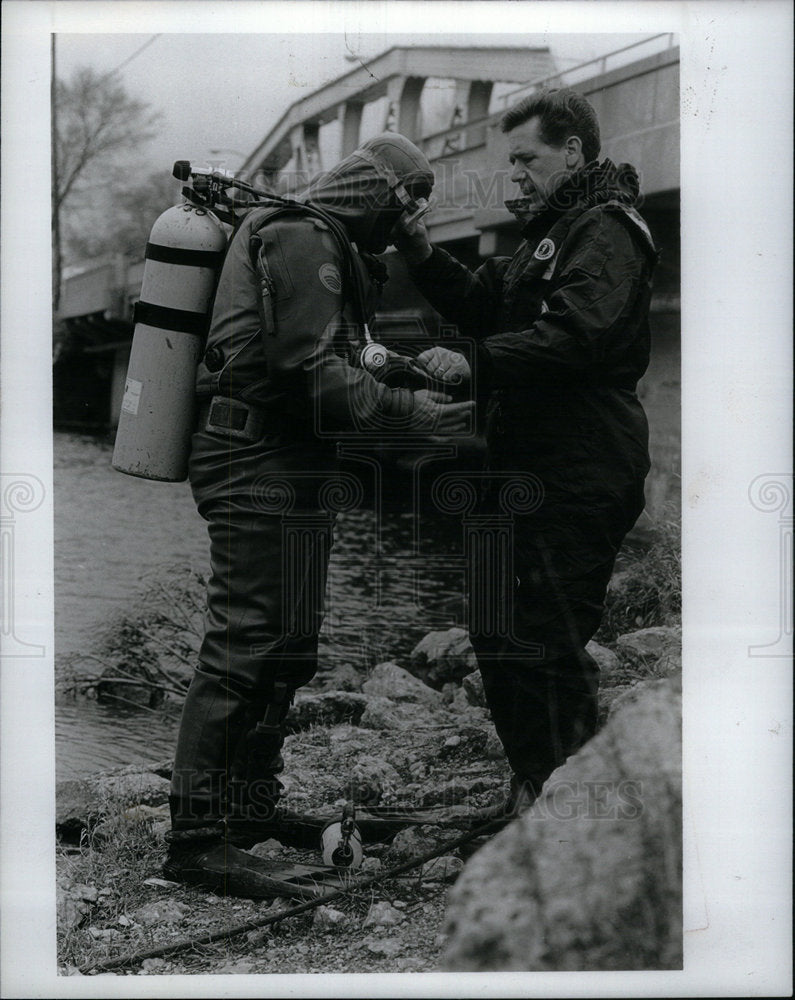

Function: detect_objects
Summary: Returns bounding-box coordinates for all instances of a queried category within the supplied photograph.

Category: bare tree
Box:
[64,169,182,262]
[52,63,161,309]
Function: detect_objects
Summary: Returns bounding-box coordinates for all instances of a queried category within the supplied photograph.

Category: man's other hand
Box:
[416,347,471,386]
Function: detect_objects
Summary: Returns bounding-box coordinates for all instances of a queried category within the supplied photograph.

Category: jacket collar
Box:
[504,159,643,240]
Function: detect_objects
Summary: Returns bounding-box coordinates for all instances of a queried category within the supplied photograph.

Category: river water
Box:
[55,432,466,780]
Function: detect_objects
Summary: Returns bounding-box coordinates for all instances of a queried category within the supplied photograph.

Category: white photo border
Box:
[1,1,792,996]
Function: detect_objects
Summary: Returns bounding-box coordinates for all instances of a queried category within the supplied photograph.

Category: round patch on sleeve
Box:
[318,261,342,294]
[533,238,556,261]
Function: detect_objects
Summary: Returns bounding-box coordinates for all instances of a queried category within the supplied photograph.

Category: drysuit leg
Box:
[169,504,331,831]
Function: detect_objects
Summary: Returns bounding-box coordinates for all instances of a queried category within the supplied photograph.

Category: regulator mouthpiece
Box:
[401,196,434,235]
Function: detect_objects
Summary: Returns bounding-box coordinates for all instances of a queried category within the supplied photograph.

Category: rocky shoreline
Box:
[57,621,682,975]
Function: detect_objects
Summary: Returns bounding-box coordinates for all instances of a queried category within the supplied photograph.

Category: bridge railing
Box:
[417,32,677,169]
[495,33,678,109]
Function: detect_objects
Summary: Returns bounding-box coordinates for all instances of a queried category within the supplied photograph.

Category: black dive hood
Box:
[299,132,434,252]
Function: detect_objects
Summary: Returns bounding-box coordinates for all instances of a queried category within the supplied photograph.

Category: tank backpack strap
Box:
[247,203,370,345]
[199,206,258,343]
[247,206,300,348]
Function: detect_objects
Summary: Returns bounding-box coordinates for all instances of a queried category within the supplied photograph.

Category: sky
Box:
[54,30,660,176]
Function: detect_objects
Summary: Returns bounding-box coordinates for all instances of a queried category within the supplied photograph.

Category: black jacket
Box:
[409,160,658,504]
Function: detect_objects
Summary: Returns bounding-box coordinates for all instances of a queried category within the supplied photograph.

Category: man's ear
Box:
[565,135,584,168]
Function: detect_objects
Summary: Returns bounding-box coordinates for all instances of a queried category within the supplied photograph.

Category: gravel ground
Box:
[60,838,462,976]
[58,714,507,977]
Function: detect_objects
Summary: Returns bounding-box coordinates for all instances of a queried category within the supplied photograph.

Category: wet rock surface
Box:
[409,627,478,689]
[286,691,368,731]
[362,661,446,707]
[614,625,682,678]
[56,768,171,842]
[461,669,487,707]
[585,639,621,680]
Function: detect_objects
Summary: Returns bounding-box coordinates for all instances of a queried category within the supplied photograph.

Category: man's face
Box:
[507,116,575,211]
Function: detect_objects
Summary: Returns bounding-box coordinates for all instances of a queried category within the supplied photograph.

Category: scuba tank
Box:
[112,197,228,481]
[111,157,454,482]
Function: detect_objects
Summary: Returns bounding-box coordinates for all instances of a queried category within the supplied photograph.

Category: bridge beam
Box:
[340,101,364,158]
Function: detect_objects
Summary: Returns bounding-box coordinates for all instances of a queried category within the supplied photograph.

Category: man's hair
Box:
[500,88,601,164]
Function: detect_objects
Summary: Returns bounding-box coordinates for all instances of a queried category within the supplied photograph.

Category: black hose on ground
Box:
[76,814,511,975]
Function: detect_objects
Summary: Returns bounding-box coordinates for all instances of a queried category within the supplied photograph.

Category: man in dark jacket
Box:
[394,88,658,812]
[164,133,473,897]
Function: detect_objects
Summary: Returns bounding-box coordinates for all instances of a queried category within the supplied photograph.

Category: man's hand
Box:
[416,346,471,386]
[412,391,474,436]
[390,214,433,264]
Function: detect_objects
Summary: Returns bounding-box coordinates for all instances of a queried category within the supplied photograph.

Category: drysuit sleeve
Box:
[475,211,650,389]
[407,246,511,339]
[253,216,417,430]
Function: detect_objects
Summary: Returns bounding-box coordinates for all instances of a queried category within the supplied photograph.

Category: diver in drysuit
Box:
[164,133,473,896]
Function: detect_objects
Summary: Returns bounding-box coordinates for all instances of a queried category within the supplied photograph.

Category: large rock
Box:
[614,626,682,679]
[313,905,349,932]
[448,687,480,718]
[285,691,368,732]
[357,695,443,731]
[95,771,170,808]
[322,663,363,692]
[417,777,494,808]
[363,900,405,928]
[56,781,103,841]
[56,769,170,842]
[57,887,94,931]
[132,899,190,927]
[409,628,478,690]
[585,640,622,684]
[362,662,444,707]
[597,683,636,726]
[461,670,487,707]
[421,856,465,883]
[341,755,402,805]
[442,676,682,971]
[91,803,170,845]
[384,824,453,865]
[606,677,678,721]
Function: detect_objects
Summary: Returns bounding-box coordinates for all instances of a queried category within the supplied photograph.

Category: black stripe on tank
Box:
[145,242,225,269]
[133,300,208,336]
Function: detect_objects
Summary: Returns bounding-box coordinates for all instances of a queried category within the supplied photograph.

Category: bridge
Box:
[55,36,680,512]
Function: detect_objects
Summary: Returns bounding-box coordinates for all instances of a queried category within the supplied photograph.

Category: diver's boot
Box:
[162,826,317,900]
